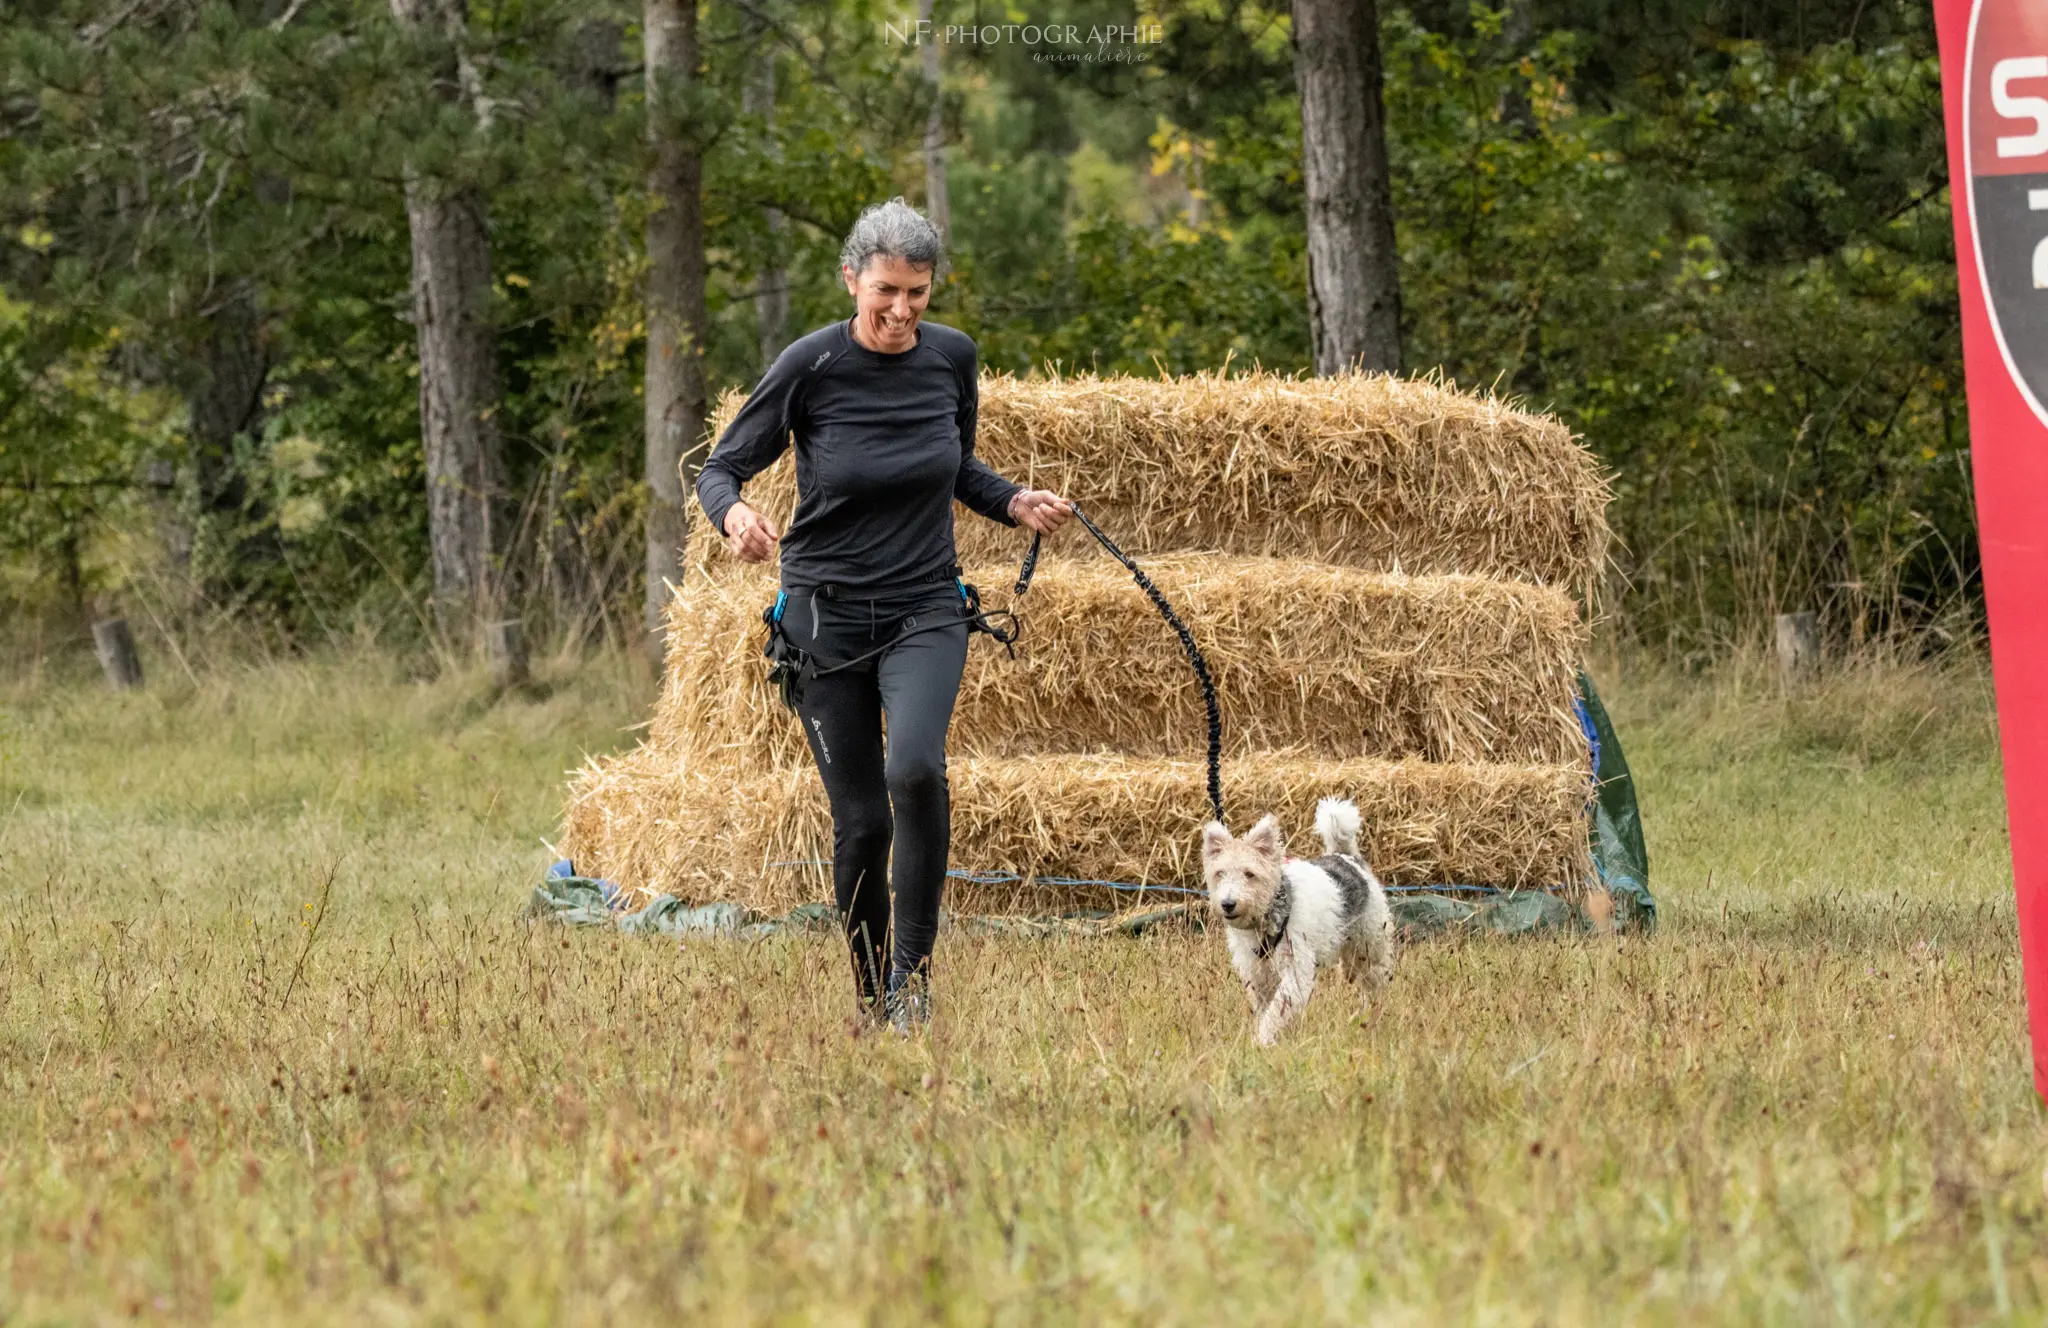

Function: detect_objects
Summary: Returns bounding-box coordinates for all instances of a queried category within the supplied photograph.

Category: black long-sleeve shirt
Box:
[695,318,1022,594]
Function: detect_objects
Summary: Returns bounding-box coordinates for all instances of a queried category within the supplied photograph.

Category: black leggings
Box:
[788,583,969,1003]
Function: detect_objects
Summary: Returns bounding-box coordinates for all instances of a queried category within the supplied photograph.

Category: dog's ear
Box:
[1244,813,1284,860]
[1200,821,1232,865]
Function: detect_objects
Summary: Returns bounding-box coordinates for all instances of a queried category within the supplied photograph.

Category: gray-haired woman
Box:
[696,199,1072,1031]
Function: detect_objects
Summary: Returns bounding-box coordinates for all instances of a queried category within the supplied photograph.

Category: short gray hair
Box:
[839,198,947,281]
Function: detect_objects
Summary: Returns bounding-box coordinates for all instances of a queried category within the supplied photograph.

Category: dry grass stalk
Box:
[652,554,1589,770]
[562,748,1592,915]
[687,369,1611,594]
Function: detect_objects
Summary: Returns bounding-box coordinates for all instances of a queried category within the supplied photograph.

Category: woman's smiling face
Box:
[843,253,933,354]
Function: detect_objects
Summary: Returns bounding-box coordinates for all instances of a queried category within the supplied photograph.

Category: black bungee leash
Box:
[763,502,1227,826]
[1011,506,1226,826]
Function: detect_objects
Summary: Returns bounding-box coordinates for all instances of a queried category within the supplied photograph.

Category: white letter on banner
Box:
[1994,57,2048,158]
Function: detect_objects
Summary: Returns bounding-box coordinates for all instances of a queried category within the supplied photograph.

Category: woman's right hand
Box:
[723,502,780,563]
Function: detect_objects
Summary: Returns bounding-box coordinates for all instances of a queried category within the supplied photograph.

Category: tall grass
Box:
[0,647,2038,1323]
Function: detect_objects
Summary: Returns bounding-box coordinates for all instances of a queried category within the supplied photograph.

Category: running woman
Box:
[696,198,1073,1031]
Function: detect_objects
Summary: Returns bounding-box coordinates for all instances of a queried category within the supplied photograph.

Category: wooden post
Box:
[485,618,528,688]
[92,618,143,690]
[1775,611,1820,682]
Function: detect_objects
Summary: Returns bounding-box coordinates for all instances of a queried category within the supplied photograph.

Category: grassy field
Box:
[0,646,2040,1324]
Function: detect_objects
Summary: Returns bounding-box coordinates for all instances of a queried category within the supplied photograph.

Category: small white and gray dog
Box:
[1200,798,1397,1046]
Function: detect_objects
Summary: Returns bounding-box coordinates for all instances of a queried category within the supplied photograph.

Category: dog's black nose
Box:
[1219,900,1237,917]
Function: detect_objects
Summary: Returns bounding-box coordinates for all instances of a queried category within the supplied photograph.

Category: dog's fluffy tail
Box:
[1315,797,1362,858]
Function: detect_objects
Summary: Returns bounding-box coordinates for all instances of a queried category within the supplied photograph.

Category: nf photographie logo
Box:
[883,19,1165,64]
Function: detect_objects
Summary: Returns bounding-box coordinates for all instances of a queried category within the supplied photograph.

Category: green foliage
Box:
[961,212,1310,374]
[1113,1,1964,652]
[0,0,1972,656]
[0,296,180,608]
[1465,23,1966,654]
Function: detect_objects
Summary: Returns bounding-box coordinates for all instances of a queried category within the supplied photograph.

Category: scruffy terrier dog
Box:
[1200,798,1397,1046]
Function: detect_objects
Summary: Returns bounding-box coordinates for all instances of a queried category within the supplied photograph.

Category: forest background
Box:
[0,0,1962,667]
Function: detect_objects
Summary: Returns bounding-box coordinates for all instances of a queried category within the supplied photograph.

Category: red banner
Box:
[1935,0,2048,1097]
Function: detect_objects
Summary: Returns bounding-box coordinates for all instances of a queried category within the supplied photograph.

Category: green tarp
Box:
[526,879,1208,939]
[1578,669,1655,933]
[531,883,1628,942]
[526,877,843,939]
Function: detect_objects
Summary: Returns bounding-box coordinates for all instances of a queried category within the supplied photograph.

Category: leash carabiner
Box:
[761,591,809,711]
[1013,531,1043,598]
[960,577,1020,658]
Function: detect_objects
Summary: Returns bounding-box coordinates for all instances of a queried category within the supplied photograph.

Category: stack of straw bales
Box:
[565,369,1609,914]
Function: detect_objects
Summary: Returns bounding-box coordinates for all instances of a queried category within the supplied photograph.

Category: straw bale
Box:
[561,749,1592,915]
[558,739,697,907]
[654,553,1588,770]
[686,369,1610,592]
[564,367,1610,922]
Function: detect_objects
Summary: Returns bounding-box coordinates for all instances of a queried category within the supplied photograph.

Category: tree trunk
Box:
[744,33,789,367]
[918,0,949,237]
[177,284,268,603]
[187,285,266,520]
[1292,0,1401,375]
[391,0,507,633]
[402,179,507,625]
[644,0,708,657]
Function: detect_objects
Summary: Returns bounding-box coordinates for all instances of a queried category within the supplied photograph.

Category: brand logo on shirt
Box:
[810,716,832,764]
[811,351,833,370]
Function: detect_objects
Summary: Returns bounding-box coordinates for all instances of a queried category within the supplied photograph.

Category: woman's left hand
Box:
[1008,489,1074,534]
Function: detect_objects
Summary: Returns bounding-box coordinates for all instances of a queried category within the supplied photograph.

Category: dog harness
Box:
[1255,876,1293,961]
